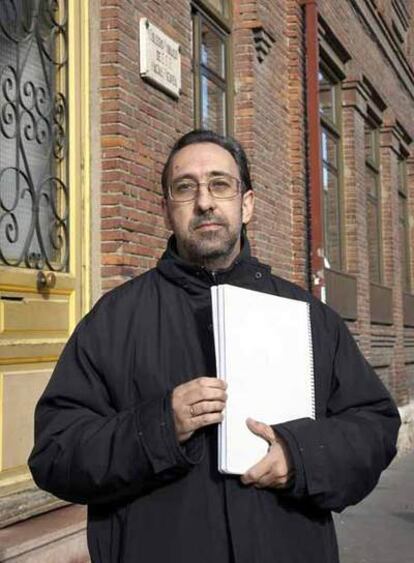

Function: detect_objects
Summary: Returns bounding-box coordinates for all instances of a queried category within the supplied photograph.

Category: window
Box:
[0,1,69,271]
[398,155,411,292]
[192,1,232,134]
[200,0,229,17]
[365,122,382,285]
[319,65,343,271]
[391,0,410,51]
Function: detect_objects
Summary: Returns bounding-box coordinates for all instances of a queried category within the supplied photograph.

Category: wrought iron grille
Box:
[0,0,69,271]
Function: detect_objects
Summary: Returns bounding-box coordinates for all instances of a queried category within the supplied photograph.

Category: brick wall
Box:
[234,0,294,280]
[100,0,309,291]
[341,85,371,355]
[315,0,414,406]
[100,0,193,291]
[98,0,414,405]
[286,0,309,289]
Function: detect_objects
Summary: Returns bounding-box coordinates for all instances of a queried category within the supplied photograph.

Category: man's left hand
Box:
[240,418,294,489]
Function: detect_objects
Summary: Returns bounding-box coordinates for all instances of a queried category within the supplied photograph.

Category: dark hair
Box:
[161,129,252,197]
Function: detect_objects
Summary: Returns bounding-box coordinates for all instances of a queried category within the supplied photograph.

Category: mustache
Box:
[190,213,228,230]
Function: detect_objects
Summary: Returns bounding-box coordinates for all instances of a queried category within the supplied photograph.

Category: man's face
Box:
[162,142,254,269]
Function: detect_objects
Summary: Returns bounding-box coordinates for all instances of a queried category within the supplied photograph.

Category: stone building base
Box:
[0,505,89,563]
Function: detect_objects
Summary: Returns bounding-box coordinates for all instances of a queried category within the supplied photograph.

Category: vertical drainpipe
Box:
[299,0,325,301]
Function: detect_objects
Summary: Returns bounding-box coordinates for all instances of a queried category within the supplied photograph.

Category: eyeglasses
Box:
[168,175,241,202]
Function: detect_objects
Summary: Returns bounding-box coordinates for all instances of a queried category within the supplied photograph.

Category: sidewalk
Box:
[334,451,414,563]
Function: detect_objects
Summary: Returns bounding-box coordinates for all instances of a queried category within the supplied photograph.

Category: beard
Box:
[178,211,243,268]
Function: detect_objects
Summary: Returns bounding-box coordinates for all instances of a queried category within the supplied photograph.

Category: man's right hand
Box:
[171,377,227,443]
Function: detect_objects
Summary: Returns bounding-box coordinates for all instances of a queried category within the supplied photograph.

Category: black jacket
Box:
[29,237,400,563]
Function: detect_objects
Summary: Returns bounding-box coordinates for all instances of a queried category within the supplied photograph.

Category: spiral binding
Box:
[306,303,316,419]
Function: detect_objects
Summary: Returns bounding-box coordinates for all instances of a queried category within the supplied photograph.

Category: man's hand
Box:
[172,377,227,443]
[241,418,294,489]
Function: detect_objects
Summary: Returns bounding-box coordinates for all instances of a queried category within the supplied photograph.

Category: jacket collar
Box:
[156,233,270,295]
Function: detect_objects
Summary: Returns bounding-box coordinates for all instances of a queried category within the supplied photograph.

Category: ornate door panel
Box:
[0,0,86,495]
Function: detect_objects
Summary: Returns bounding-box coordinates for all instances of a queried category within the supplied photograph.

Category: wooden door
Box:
[0,0,89,496]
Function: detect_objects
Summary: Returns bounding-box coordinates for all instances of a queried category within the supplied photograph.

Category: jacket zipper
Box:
[201,267,217,284]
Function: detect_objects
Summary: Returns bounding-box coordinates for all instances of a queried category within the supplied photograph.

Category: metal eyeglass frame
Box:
[168,174,242,202]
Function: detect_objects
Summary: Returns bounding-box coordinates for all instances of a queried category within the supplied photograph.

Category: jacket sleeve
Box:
[28,313,204,506]
[272,311,401,513]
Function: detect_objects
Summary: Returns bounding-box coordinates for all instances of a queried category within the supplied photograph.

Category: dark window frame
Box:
[193,0,232,23]
[319,60,346,273]
[192,1,233,135]
[365,119,384,286]
[318,21,357,320]
[398,154,411,293]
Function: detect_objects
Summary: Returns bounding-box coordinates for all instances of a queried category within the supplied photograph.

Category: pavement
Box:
[334,450,414,563]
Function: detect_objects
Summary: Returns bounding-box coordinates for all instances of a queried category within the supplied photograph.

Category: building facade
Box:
[0,0,413,559]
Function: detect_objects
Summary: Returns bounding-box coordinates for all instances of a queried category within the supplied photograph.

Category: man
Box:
[29,129,400,563]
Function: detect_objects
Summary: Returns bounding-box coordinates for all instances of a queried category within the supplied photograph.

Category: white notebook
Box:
[211,284,315,475]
